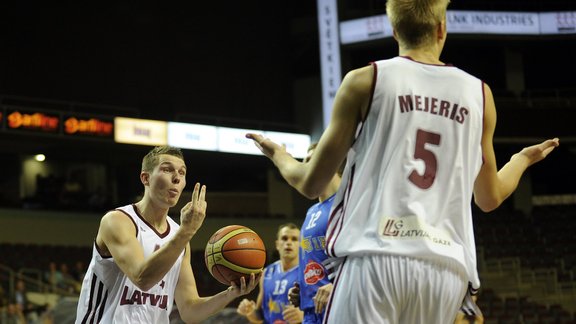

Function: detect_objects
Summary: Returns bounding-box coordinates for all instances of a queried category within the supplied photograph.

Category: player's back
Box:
[326,56,484,286]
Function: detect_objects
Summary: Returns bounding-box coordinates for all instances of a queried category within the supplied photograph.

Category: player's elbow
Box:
[300,189,320,200]
[298,184,321,200]
[131,274,157,291]
[474,196,501,213]
[133,280,155,292]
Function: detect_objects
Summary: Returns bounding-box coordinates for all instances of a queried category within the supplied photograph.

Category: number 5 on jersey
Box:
[408,129,441,189]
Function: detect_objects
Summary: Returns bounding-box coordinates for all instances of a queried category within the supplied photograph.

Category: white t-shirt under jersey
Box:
[326,56,484,289]
[76,204,184,324]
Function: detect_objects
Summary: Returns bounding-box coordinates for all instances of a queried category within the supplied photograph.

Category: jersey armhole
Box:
[353,62,378,143]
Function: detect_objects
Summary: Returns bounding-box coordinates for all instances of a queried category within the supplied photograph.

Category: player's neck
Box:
[281,257,298,272]
[399,46,443,65]
[134,200,168,231]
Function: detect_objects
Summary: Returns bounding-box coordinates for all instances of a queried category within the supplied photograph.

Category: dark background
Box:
[0,0,574,205]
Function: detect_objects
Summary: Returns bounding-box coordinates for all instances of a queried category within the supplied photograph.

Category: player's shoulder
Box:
[100,205,136,229]
[264,260,282,274]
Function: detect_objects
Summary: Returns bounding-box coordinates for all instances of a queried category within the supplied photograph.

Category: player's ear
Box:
[140,172,150,186]
[437,19,447,41]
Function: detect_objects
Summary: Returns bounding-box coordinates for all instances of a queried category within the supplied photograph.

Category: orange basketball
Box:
[205,225,266,286]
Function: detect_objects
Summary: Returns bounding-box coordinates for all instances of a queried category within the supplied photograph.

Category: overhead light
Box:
[34,154,46,162]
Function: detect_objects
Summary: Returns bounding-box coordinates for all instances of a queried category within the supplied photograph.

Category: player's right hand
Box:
[179,183,207,235]
[288,282,300,307]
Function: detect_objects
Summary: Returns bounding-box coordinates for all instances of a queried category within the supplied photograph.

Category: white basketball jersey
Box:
[76,204,184,324]
[326,56,484,288]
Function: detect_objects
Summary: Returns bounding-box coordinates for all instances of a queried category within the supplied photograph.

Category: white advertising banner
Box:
[167,122,218,151]
[539,11,576,34]
[114,118,311,157]
[317,0,342,129]
[114,117,168,146]
[217,127,263,156]
[340,14,392,45]
[338,10,575,44]
[447,10,540,34]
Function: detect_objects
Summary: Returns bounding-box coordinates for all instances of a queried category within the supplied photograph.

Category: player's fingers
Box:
[315,299,323,314]
[245,133,264,143]
[191,183,200,203]
[542,138,560,156]
[199,184,207,203]
[239,276,247,292]
[248,273,256,288]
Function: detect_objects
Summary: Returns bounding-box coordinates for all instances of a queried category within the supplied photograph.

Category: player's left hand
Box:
[313,283,333,314]
[282,304,304,324]
[228,272,260,297]
[516,137,559,166]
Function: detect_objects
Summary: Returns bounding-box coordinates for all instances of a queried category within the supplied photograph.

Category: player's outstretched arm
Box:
[247,65,373,199]
[473,84,560,212]
[175,246,260,323]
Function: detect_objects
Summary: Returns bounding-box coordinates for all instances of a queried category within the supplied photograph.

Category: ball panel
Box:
[222,249,267,269]
[211,264,249,286]
[222,231,265,252]
[208,225,249,243]
[208,252,263,273]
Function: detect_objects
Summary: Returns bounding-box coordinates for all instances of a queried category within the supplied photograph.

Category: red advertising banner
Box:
[6,109,60,133]
[63,115,114,137]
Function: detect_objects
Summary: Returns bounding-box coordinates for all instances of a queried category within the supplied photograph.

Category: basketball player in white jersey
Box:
[75,146,258,323]
[246,0,560,322]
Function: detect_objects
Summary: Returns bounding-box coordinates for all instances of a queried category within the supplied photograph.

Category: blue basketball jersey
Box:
[297,194,335,323]
[262,260,299,324]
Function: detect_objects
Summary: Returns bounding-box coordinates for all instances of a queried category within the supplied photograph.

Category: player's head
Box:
[386,0,450,49]
[275,223,300,262]
[305,142,346,176]
[140,146,187,207]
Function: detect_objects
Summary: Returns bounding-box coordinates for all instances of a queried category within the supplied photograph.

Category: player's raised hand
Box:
[246,133,288,160]
[516,137,560,166]
[179,183,207,235]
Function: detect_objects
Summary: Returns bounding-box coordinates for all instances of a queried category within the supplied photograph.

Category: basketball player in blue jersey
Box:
[287,143,342,324]
[247,0,559,321]
[75,146,258,324]
[237,223,304,324]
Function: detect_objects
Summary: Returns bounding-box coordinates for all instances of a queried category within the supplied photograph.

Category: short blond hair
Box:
[141,146,184,172]
[386,0,450,49]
